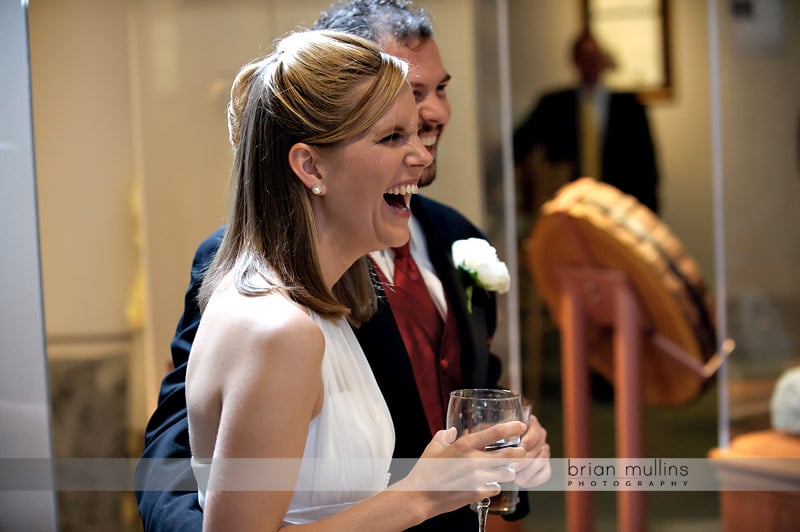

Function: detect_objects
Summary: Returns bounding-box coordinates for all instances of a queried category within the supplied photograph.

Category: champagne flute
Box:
[446,388,523,532]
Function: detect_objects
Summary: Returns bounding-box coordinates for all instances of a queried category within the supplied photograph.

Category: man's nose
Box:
[418,95,450,126]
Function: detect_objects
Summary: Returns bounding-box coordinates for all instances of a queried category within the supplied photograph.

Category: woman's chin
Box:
[382,232,410,251]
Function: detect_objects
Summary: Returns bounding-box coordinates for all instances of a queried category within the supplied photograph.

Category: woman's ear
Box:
[289,143,325,195]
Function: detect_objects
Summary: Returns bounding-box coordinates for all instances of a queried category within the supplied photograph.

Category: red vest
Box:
[373,260,462,436]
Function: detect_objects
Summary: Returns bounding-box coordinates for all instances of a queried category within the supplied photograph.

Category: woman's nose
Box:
[410,135,433,167]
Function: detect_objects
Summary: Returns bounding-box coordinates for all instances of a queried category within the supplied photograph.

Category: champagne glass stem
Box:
[476,497,490,532]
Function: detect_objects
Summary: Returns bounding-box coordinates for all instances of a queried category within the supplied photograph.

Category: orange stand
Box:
[557,265,647,532]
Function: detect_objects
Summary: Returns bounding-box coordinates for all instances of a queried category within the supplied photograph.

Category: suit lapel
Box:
[410,197,487,387]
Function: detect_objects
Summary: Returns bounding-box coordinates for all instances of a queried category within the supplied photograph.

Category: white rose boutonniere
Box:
[451,238,510,313]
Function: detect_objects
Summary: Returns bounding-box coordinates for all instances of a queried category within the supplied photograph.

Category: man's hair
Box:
[313,0,434,47]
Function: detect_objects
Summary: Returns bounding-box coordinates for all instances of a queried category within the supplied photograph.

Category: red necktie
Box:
[385,242,445,436]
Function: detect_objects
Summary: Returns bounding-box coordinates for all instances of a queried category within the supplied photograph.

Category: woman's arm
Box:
[276,422,527,532]
[189,293,324,531]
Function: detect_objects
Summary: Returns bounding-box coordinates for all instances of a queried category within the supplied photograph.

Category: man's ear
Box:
[288,142,323,192]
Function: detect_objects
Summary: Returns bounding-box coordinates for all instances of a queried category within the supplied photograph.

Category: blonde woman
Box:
[185,30,526,531]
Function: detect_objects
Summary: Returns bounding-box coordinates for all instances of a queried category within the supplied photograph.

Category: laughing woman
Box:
[185,30,526,531]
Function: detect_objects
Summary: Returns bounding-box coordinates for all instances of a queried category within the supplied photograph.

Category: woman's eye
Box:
[381,133,405,144]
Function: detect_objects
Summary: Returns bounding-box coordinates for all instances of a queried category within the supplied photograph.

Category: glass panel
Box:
[715,0,800,439]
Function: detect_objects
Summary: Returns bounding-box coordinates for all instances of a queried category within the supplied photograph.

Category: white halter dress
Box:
[192,311,395,524]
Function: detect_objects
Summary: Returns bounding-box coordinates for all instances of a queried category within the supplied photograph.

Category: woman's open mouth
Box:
[383,183,419,211]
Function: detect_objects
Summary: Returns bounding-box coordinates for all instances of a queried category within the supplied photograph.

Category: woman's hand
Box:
[513,415,552,488]
[391,421,527,519]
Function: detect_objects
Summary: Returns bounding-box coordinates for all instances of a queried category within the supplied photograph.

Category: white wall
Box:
[649,0,714,285]
[418,0,484,226]
[29,0,136,340]
[717,0,800,300]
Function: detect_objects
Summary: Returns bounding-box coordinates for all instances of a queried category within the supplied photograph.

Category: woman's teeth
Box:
[385,184,419,196]
[384,184,419,209]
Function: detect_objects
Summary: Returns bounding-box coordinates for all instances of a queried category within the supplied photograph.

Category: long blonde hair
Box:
[198,30,409,325]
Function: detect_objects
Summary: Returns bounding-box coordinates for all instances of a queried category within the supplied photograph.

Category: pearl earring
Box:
[311,184,323,196]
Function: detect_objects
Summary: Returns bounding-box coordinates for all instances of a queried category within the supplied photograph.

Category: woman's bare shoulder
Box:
[187,280,325,459]
[191,282,324,382]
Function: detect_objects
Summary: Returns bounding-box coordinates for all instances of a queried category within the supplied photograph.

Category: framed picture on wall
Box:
[582,0,672,102]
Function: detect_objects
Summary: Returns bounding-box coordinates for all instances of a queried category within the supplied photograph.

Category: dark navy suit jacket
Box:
[135,195,526,531]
